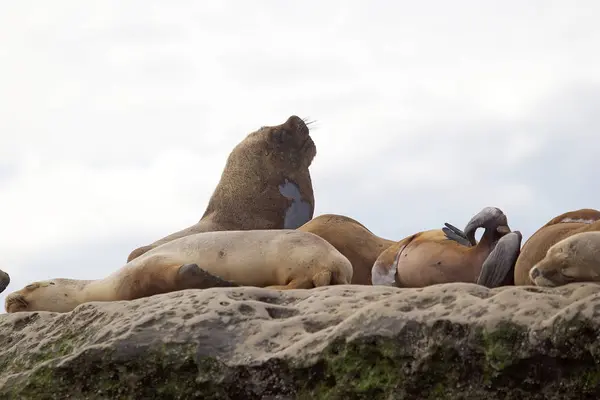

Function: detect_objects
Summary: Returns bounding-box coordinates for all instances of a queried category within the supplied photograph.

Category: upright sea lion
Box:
[514,208,600,285]
[5,229,353,313]
[127,115,317,262]
[0,269,9,293]
[529,231,600,287]
[371,207,519,288]
[297,214,395,285]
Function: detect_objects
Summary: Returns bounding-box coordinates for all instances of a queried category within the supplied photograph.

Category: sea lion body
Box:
[297,214,395,285]
[127,115,317,262]
[529,231,600,287]
[514,209,600,285]
[5,229,353,313]
[372,207,518,288]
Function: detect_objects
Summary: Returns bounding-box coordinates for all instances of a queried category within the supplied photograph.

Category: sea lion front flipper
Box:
[177,264,239,289]
[477,231,522,288]
[443,223,472,247]
[0,269,10,293]
[278,179,313,229]
[265,278,314,290]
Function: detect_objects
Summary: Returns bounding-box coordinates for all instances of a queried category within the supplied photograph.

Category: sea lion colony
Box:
[3,115,600,313]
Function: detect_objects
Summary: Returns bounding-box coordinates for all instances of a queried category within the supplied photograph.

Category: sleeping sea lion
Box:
[529,231,600,287]
[5,229,353,313]
[297,214,395,284]
[371,207,520,288]
[513,208,600,285]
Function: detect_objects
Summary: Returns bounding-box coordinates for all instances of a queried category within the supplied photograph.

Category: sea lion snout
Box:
[283,115,309,136]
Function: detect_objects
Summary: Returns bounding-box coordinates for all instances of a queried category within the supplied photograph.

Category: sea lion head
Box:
[201,115,317,229]
[463,207,511,246]
[5,279,81,313]
[245,115,316,170]
[529,232,600,287]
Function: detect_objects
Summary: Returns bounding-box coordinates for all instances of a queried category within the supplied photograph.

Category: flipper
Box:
[443,222,472,247]
[477,231,522,288]
[177,264,239,289]
[278,179,313,229]
[0,269,9,294]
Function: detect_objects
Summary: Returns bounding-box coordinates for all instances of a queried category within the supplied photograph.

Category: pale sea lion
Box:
[529,231,600,287]
[0,269,9,293]
[371,207,519,288]
[126,115,317,262]
[5,229,353,313]
[514,208,600,285]
[297,214,395,285]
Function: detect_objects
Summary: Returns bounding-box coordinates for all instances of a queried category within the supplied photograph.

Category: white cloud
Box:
[1,0,600,310]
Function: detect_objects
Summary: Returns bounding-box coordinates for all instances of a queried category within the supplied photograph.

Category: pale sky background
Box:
[1,1,599,311]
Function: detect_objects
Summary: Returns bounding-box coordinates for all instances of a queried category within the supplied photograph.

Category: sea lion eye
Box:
[273,130,286,144]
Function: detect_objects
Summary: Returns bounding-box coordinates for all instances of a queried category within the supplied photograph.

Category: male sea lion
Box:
[297,214,395,285]
[529,231,600,287]
[514,208,600,285]
[371,207,519,288]
[0,269,9,293]
[127,115,317,262]
[5,229,353,313]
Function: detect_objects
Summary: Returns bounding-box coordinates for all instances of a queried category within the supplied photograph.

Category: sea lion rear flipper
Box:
[477,231,522,288]
[177,264,240,289]
[443,223,472,247]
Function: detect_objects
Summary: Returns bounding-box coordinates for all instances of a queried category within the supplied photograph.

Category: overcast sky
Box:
[1,1,599,311]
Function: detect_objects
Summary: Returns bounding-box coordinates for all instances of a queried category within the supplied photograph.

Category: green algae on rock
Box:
[2,282,600,399]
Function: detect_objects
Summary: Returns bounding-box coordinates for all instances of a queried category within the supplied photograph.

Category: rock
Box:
[2,282,600,399]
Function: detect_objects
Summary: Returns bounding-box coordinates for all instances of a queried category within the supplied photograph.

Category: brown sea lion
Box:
[126,115,317,262]
[297,214,395,285]
[0,269,9,293]
[371,207,520,288]
[529,231,600,287]
[514,208,600,285]
[5,229,353,313]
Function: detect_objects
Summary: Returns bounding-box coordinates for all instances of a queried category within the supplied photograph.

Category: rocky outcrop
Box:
[2,282,600,399]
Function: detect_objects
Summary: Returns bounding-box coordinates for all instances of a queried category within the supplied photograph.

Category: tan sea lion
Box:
[514,208,600,285]
[297,214,395,285]
[5,229,353,313]
[529,231,600,287]
[371,207,521,288]
[126,115,317,262]
[0,269,9,293]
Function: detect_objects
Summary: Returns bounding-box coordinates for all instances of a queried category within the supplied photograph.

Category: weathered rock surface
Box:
[2,282,600,399]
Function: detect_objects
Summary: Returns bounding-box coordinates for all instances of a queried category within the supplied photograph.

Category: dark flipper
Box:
[477,231,522,288]
[278,179,313,229]
[177,264,240,290]
[443,222,472,247]
[0,269,9,293]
